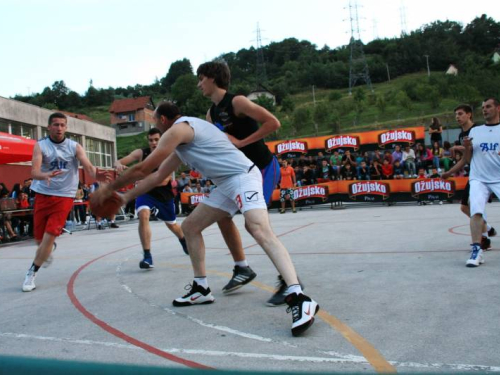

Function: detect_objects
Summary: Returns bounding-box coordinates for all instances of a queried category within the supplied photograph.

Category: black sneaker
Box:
[285,293,319,337]
[179,237,189,255]
[173,281,215,306]
[481,236,492,251]
[222,266,257,294]
[267,275,305,307]
[488,227,497,237]
[110,222,119,229]
[139,256,154,269]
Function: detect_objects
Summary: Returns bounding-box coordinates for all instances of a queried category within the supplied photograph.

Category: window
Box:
[11,122,36,139]
[0,119,9,133]
[86,137,114,168]
[128,113,135,121]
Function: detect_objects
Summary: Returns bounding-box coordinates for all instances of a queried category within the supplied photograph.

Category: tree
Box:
[252,95,275,113]
[313,102,331,127]
[280,97,295,113]
[171,74,198,108]
[162,58,193,91]
[292,107,312,135]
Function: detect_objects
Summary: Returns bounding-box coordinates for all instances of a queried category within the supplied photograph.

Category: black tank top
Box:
[209,92,273,169]
[142,148,174,201]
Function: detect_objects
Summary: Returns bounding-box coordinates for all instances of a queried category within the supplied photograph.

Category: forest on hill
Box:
[12,14,500,140]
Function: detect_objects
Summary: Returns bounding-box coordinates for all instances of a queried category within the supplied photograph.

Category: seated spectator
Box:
[183,183,193,193]
[297,154,308,168]
[441,141,453,172]
[294,166,304,186]
[0,213,19,242]
[393,160,405,180]
[342,150,356,167]
[415,143,433,173]
[381,159,394,179]
[192,182,203,193]
[357,161,370,180]
[431,141,443,170]
[0,182,9,198]
[383,150,393,165]
[354,152,364,169]
[370,160,382,180]
[301,165,316,185]
[189,168,201,184]
[15,192,33,236]
[329,150,342,179]
[316,152,327,168]
[391,145,403,165]
[9,183,22,199]
[402,145,417,178]
[372,149,383,164]
[316,159,335,182]
[340,163,356,180]
[449,153,466,176]
[202,180,215,194]
[429,167,441,179]
[417,167,428,179]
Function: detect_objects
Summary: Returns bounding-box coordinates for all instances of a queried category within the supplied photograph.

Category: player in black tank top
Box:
[141,147,175,202]
[197,61,296,306]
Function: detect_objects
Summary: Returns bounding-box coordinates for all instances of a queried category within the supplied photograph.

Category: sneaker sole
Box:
[222,273,257,294]
[291,304,320,337]
[139,262,154,269]
[22,286,36,292]
[172,299,215,307]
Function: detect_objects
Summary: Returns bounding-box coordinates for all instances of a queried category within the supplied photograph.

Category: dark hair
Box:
[454,104,472,114]
[48,112,67,125]
[155,102,181,120]
[196,61,231,90]
[483,97,500,106]
[443,141,451,150]
[147,128,162,137]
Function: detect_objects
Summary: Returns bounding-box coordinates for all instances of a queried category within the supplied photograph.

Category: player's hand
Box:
[226,134,243,148]
[441,171,451,179]
[462,136,473,148]
[45,170,65,186]
[114,162,128,174]
[96,168,113,182]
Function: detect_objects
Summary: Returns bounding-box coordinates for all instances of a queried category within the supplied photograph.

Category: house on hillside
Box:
[109,96,155,136]
[445,64,458,76]
[60,111,93,122]
[247,85,276,105]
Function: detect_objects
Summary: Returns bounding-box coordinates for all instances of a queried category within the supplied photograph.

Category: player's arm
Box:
[115,149,143,173]
[441,157,466,179]
[31,143,64,182]
[122,154,182,203]
[230,96,280,148]
[462,136,473,164]
[205,109,212,123]
[76,144,110,182]
[97,123,194,201]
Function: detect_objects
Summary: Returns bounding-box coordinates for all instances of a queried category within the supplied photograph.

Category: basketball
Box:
[90,191,123,218]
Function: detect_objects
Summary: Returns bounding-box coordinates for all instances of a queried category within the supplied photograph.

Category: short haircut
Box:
[483,97,500,106]
[154,102,181,120]
[147,128,162,137]
[48,112,67,125]
[454,104,472,114]
[196,61,231,90]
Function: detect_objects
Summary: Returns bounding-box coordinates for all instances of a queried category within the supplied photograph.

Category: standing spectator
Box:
[279,160,296,214]
[73,182,86,225]
[429,117,443,147]
[441,141,453,172]
[381,159,394,179]
[402,145,417,178]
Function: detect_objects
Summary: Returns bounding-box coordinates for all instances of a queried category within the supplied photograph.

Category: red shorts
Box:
[34,193,74,241]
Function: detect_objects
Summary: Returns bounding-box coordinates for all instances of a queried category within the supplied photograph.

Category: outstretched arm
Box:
[115,149,143,173]
[76,144,111,182]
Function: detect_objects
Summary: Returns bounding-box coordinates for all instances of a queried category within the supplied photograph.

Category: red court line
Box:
[448,224,470,237]
[67,243,213,370]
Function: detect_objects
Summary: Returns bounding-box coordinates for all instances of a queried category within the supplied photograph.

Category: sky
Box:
[1,0,499,98]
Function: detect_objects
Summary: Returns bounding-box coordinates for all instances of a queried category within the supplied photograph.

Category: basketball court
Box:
[1,202,500,373]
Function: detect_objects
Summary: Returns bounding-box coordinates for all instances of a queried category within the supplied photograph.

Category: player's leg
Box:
[135,196,154,269]
[158,198,188,255]
[466,180,490,267]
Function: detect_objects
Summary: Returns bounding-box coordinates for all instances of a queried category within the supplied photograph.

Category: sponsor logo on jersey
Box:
[378,130,415,147]
[325,135,360,151]
[480,142,499,152]
[411,178,455,197]
[275,140,308,155]
[292,185,329,201]
[349,181,390,200]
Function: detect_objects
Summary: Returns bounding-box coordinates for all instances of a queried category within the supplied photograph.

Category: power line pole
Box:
[312,85,316,105]
[399,0,408,36]
[386,63,391,82]
[347,0,373,95]
[424,55,430,77]
[254,23,268,88]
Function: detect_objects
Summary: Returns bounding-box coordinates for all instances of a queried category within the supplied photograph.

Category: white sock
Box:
[487,224,492,231]
[235,260,249,268]
[194,277,208,289]
[285,284,303,296]
[482,232,488,237]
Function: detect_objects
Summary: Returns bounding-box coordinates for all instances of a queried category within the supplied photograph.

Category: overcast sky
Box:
[1,0,499,98]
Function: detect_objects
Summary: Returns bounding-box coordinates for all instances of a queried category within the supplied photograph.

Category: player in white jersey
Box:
[22,112,110,292]
[93,102,319,336]
[463,98,500,267]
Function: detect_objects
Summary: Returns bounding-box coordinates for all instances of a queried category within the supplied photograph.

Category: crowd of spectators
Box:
[0,179,35,243]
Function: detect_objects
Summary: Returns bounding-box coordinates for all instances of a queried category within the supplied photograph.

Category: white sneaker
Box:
[285,292,319,336]
[173,281,215,306]
[466,245,484,267]
[22,270,37,292]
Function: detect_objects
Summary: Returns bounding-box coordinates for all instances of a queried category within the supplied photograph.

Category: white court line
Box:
[2,333,500,372]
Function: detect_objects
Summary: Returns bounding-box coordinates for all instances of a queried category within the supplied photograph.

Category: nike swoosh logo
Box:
[190,295,201,301]
[305,306,311,316]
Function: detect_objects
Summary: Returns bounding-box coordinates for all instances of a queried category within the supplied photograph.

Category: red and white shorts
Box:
[34,193,74,241]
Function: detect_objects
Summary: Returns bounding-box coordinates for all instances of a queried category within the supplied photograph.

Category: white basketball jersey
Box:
[173,116,254,185]
[469,124,500,183]
[31,137,80,197]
